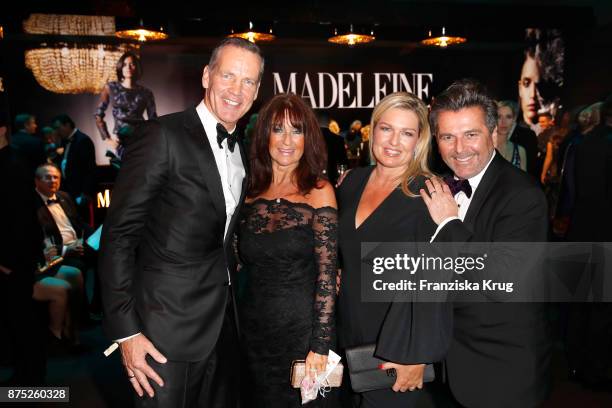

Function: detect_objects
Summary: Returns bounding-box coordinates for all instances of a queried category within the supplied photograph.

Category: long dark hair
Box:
[248,93,327,198]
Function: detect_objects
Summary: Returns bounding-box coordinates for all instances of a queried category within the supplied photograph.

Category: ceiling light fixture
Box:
[115,19,168,42]
[421,26,466,48]
[328,24,375,46]
[228,21,275,43]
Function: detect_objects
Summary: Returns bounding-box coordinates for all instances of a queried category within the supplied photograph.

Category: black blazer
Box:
[9,130,46,176]
[61,130,97,200]
[35,190,87,248]
[510,123,539,181]
[320,127,348,184]
[99,107,248,362]
[434,153,551,408]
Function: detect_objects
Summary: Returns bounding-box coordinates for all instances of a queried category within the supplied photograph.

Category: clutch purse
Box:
[290,360,344,388]
[345,343,435,393]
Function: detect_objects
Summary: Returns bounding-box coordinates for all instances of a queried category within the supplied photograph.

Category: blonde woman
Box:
[337,92,451,407]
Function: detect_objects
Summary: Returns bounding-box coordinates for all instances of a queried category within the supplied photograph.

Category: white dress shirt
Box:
[195,101,245,241]
[430,151,496,241]
[113,102,245,346]
[37,190,78,255]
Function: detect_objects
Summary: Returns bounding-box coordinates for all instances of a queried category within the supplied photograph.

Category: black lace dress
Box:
[237,198,338,408]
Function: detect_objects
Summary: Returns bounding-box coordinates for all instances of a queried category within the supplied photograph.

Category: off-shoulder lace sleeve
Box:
[310,206,338,355]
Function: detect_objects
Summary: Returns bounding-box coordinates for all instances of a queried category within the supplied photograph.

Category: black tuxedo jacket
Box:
[61,130,96,200]
[9,130,46,176]
[320,127,348,184]
[510,123,539,181]
[35,190,86,248]
[99,107,248,362]
[434,153,551,408]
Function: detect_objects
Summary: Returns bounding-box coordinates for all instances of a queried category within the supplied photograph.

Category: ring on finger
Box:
[430,190,437,194]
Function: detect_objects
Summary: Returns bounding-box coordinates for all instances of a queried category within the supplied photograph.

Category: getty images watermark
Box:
[360,242,612,303]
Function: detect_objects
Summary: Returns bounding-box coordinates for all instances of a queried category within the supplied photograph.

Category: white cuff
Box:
[116,332,141,343]
[429,216,460,242]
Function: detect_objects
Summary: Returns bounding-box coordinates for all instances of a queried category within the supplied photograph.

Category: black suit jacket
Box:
[61,130,97,200]
[35,190,87,248]
[320,127,348,184]
[9,130,46,176]
[434,153,551,408]
[0,146,42,293]
[99,107,247,362]
[510,123,539,181]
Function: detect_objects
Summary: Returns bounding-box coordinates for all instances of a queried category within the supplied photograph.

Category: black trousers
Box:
[0,276,46,385]
[134,293,240,408]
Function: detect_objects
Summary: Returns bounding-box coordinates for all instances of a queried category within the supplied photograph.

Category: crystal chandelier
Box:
[25,44,130,94]
[23,14,133,94]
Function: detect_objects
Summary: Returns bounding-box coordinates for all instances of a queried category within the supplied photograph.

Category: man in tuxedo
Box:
[99,37,263,408]
[421,79,550,407]
[51,114,96,215]
[33,164,91,270]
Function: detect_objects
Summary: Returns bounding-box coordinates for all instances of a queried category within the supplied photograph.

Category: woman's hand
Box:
[380,362,425,392]
[420,177,458,225]
[305,351,328,379]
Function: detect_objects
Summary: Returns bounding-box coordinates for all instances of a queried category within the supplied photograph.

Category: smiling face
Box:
[202,45,262,130]
[372,108,419,170]
[268,113,305,172]
[518,55,540,125]
[436,107,496,180]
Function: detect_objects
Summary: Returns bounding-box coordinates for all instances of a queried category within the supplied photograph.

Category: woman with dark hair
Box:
[94,51,157,158]
[237,93,338,407]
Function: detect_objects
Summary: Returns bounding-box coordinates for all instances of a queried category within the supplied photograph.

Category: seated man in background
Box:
[33,163,97,341]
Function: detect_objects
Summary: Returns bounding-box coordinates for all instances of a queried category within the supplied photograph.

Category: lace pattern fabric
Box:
[237,198,338,406]
[239,198,338,353]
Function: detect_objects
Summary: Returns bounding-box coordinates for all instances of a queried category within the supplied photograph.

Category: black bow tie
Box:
[443,176,473,198]
[216,123,238,153]
[46,198,59,205]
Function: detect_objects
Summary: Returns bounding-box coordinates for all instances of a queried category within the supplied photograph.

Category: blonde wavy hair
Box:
[369,92,433,196]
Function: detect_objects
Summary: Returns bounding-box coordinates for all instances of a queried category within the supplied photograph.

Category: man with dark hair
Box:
[51,114,96,213]
[99,37,263,407]
[422,79,551,407]
[10,112,45,175]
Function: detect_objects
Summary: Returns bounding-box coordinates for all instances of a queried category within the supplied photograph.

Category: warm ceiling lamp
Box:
[328,24,375,46]
[228,21,275,43]
[421,26,467,47]
[116,19,168,42]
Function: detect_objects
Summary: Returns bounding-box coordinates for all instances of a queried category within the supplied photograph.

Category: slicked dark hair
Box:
[430,79,498,136]
[248,93,326,198]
